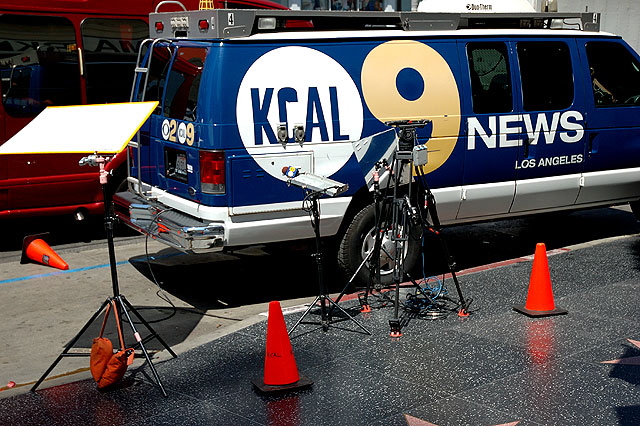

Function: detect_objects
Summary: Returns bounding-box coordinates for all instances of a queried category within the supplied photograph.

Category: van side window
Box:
[517,41,573,111]
[164,47,208,122]
[467,43,512,114]
[81,18,147,104]
[0,15,80,117]
[586,41,640,107]
[138,45,174,115]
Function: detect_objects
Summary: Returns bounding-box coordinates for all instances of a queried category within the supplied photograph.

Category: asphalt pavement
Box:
[0,208,639,425]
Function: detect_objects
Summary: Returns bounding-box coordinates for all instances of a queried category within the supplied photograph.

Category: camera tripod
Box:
[31,154,176,397]
[347,121,470,337]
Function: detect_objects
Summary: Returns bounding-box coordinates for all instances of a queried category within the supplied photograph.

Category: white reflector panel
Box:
[0,101,158,155]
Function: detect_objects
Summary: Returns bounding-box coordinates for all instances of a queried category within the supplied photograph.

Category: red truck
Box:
[0,0,288,220]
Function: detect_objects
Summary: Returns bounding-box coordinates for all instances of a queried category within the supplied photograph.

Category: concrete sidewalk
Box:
[0,236,320,392]
[1,234,640,425]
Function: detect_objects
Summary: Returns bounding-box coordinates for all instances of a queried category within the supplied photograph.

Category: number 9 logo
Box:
[361,40,461,174]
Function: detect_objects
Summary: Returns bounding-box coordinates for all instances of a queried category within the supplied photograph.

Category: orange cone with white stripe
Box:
[513,243,566,318]
[20,234,69,270]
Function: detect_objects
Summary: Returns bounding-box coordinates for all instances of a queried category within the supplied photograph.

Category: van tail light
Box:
[199,150,225,194]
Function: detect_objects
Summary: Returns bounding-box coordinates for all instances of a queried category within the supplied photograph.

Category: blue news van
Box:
[114,9,640,284]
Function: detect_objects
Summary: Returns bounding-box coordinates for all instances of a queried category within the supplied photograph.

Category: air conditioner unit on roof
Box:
[417,0,536,13]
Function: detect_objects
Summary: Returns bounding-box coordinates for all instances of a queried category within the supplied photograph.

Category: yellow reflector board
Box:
[0,101,158,155]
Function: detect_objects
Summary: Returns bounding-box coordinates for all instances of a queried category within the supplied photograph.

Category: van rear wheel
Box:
[337,203,420,287]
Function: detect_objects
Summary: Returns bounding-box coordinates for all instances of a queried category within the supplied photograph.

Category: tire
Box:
[337,203,421,287]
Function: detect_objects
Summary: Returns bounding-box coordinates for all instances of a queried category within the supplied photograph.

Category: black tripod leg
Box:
[116,296,168,397]
[422,183,470,315]
[438,238,470,316]
[389,278,402,337]
[325,297,370,335]
[452,276,469,316]
[388,159,408,338]
[31,298,111,392]
[120,295,177,358]
[288,295,322,335]
[334,182,390,312]
[405,271,437,306]
[362,197,386,306]
[427,228,471,316]
[331,230,380,316]
[331,247,373,309]
[290,294,371,336]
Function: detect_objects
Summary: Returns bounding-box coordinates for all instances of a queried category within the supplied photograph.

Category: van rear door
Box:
[132,42,209,204]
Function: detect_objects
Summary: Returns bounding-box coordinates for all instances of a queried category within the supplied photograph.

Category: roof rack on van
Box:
[149,9,600,40]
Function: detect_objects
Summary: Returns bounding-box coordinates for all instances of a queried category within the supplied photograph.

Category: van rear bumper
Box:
[113,191,224,253]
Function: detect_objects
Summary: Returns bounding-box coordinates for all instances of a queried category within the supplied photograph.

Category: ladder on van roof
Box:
[128,37,175,199]
[148,9,601,40]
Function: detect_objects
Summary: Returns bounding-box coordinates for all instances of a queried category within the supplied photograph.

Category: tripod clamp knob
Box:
[79,153,113,185]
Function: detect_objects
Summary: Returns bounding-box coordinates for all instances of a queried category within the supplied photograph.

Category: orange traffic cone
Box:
[20,234,69,270]
[252,301,313,393]
[513,243,567,318]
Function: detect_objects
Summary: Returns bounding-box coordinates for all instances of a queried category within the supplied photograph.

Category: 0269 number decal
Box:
[161,119,195,146]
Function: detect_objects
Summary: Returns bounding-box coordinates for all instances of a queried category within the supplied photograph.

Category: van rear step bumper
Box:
[113,191,224,253]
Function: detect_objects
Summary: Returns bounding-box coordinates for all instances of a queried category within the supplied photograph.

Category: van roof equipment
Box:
[150,9,601,39]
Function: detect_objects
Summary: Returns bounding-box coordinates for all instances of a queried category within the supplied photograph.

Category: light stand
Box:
[31,153,176,397]
[284,171,370,336]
